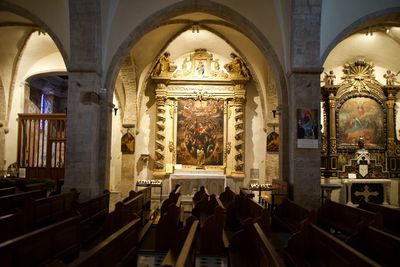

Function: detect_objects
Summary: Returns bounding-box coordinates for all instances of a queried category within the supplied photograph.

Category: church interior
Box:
[1,1,400,266]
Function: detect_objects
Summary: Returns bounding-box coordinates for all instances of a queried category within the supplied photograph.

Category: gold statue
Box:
[383,69,399,86]
[224,52,249,78]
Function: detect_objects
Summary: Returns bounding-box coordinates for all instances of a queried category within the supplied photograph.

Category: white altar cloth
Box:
[170,173,226,195]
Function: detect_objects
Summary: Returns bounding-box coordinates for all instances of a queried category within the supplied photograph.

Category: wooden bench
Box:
[227,222,285,267]
[0,215,81,266]
[0,212,23,243]
[161,219,199,267]
[358,200,400,237]
[272,197,312,234]
[23,190,79,231]
[0,187,16,197]
[317,199,382,238]
[156,196,182,251]
[199,195,226,255]
[106,192,145,235]
[0,189,47,216]
[66,217,142,267]
[74,190,110,246]
[285,222,381,267]
[347,225,400,267]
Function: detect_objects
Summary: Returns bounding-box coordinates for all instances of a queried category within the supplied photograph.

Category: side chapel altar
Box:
[170,169,226,196]
[150,48,250,194]
[320,59,400,205]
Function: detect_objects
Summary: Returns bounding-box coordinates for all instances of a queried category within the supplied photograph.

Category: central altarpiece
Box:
[150,49,250,193]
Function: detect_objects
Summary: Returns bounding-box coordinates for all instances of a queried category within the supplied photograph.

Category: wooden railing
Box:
[17,113,66,181]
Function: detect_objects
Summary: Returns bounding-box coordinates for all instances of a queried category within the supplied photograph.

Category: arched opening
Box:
[0,10,67,183]
[320,10,400,206]
[105,7,285,200]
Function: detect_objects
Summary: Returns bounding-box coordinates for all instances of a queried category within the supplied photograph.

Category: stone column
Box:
[288,0,322,210]
[64,0,106,199]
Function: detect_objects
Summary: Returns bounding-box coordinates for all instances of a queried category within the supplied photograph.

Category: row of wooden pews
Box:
[0,184,155,266]
[276,198,400,267]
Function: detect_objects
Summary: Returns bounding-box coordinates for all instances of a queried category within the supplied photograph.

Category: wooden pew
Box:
[347,225,400,267]
[0,212,23,243]
[156,196,182,251]
[20,182,47,192]
[0,189,47,216]
[105,192,145,235]
[66,217,142,267]
[358,200,400,237]
[228,222,285,267]
[272,197,312,234]
[74,190,110,246]
[161,219,199,267]
[199,196,226,255]
[0,215,81,266]
[0,187,16,197]
[285,222,381,267]
[23,190,79,231]
[317,199,382,238]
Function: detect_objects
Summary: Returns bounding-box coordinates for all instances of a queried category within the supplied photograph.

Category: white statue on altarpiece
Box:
[355,137,370,177]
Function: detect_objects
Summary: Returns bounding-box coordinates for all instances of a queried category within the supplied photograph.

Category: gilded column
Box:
[386,93,396,156]
[154,83,167,177]
[232,94,246,178]
[328,93,337,155]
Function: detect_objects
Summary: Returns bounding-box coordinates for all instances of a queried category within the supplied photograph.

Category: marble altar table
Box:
[341,179,391,205]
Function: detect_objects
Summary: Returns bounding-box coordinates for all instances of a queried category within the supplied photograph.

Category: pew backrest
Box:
[68,217,141,267]
[358,200,400,237]
[253,222,285,267]
[285,222,381,267]
[0,215,81,266]
[0,189,47,216]
[0,187,16,197]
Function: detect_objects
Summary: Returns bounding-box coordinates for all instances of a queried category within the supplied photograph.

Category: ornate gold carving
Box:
[329,139,337,155]
[154,102,166,170]
[383,70,399,85]
[234,106,245,172]
[323,70,336,86]
[173,49,228,80]
[386,99,395,109]
[151,51,177,78]
[387,139,396,157]
[336,59,385,105]
[224,53,250,79]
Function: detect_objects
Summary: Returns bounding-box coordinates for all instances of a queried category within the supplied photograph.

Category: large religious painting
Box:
[338,97,384,148]
[176,99,224,166]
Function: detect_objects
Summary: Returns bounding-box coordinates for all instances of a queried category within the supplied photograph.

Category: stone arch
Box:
[104,1,288,111]
[321,7,400,63]
[0,1,70,69]
[104,1,290,183]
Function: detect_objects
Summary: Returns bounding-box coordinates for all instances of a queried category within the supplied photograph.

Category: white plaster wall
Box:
[245,82,266,187]
[321,0,400,57]
[135,91,156,181]
[4,33,66,170]
[109,95,122,192]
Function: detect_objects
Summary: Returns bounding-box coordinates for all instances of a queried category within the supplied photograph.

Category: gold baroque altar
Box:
[151,49,250,179]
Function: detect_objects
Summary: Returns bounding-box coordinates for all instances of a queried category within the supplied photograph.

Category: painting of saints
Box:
[176,99,224,166]
[338,97,384,148]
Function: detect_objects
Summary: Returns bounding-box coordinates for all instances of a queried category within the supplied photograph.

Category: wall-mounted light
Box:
[113,107,118,116]
[192,23,200,33]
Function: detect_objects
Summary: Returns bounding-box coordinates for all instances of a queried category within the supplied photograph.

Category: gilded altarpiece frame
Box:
[321,59,400,179]
[151,49,249,178]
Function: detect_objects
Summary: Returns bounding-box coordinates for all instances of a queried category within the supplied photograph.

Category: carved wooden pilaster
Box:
[154,83,167,173]
[329,94,337,155]
[232,97,245,177]
[386,95,396,156]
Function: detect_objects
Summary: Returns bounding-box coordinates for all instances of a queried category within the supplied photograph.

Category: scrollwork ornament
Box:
[329,141,337,155]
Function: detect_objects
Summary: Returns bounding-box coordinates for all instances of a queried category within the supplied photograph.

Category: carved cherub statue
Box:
[323,70,336,85]
[383,69,399,86]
